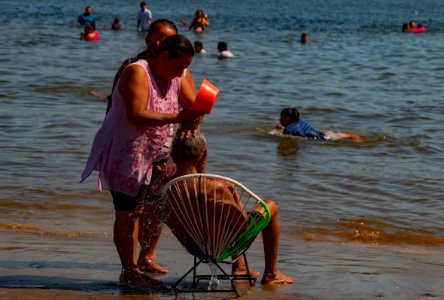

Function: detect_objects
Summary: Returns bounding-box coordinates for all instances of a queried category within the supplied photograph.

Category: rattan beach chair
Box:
[160,173,271,295]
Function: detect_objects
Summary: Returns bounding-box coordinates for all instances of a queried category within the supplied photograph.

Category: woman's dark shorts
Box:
[110,184,150,212]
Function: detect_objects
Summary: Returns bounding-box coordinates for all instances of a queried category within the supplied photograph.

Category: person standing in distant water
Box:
[217,41,234,59]
[112,18,121,30]
[80,26,100,41]
[137,2,152,32]
[180,9,209,33]
[78,6,96,29]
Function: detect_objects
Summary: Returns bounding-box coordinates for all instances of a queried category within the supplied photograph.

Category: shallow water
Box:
[1,0,444,298]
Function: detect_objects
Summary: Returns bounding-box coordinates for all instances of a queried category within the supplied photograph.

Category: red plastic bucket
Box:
[192,79,220,114]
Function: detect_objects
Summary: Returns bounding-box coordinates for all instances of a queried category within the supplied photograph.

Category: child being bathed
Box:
[274,107,362,142]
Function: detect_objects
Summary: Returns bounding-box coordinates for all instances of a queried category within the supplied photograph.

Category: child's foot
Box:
[261,270,294,285]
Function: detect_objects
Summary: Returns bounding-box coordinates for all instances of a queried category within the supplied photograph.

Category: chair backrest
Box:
[160,173,270,262]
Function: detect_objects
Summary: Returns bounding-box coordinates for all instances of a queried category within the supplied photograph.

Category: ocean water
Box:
[1,0,444,298]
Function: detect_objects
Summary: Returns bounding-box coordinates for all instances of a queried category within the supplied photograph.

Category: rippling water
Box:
[1,0,444,251]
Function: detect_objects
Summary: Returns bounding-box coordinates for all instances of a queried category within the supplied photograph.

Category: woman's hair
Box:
[280,107,300,126]
[194,9,204,17]
[146,19,178,45]
[136,34,194,61]
[172,135,207,165]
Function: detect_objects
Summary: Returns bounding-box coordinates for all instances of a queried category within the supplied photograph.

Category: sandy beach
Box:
[1,228,443,300]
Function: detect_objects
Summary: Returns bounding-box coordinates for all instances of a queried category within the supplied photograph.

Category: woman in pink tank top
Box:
[104,19,199,277]
[81,34,203,286]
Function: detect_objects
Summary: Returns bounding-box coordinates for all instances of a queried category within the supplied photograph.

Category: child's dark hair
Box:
[280,107,300,126]
[217,41,228,52]
[136,34,194,61]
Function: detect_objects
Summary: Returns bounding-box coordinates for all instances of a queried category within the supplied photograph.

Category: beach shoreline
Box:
[1,229,443,300]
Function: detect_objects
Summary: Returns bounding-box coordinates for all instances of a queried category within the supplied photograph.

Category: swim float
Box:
[412,27,426,33]
[86,32,100,41]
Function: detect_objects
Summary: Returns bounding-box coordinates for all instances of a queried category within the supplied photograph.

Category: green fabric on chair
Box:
[219,200,270,261]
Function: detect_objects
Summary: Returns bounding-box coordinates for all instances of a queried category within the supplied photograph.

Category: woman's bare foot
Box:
[261,270,294,285]
[138,259,168,274]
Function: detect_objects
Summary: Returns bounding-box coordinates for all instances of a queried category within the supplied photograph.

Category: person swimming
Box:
[80,26,100,41]
[402,23,412,33]
[217,41,234,59]
[296,33,318,44]
[403,21,426,33]
[112,18,122,30]
[412,23,426,33]
[274,107,363,142]
[194,41,206,54]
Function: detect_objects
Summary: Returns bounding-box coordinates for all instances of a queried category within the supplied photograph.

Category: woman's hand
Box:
[177,113,204,139]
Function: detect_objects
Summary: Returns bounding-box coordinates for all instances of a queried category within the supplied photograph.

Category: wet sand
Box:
[0,229,443,300]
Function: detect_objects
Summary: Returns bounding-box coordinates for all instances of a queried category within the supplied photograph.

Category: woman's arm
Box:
[179,69,196,109]
[177,69,206,139]
[119,64,202,127]
[188,18,198,31]
[203,15,209,27]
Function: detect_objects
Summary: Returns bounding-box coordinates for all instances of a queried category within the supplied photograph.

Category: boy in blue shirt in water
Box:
[275,107,362,142]
[78,6,96,29]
